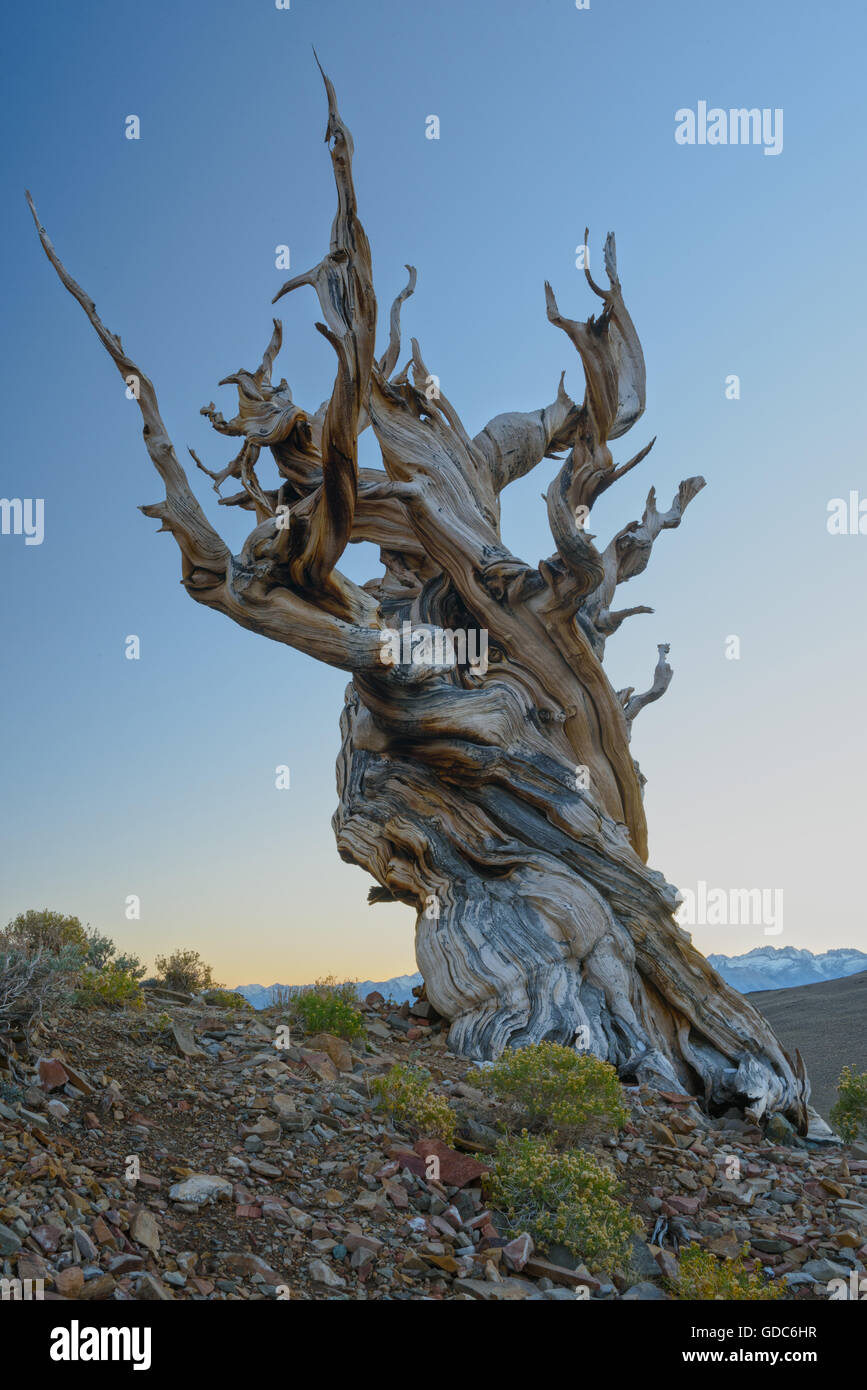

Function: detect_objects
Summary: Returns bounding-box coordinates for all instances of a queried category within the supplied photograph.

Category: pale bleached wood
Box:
[29,68,811,1131]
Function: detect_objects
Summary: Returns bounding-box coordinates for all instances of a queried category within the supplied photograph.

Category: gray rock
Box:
[309,1258,346,1288]
[800,1258,850,1282]
[622,1281,669,1300]
[168,1174,233,1205]
[170,1020,206,1059]
[628,1235,662,1278]
[0,1222,22,1255]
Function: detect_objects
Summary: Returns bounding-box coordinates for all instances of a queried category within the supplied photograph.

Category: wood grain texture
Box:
[29,68,812,1131]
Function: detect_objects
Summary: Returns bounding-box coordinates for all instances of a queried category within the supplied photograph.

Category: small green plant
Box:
[292,977,364,1040]
[202,988,252,1011]
[668,1242,786,1300]
[830,1065,867,1144]
[74,962,144,1010]
[154,948,219,994]
[469,1041,628,1142]
[486,1131,638,1267]
[370,1062,457,1143]
[154,1010,172,1031]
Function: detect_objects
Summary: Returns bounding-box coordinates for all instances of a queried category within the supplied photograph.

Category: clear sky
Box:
[2,0,866,987]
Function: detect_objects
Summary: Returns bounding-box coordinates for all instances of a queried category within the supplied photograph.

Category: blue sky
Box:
[2,0,866,985]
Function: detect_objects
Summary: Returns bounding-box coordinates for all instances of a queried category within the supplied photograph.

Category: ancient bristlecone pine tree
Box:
[29,69,812,1129]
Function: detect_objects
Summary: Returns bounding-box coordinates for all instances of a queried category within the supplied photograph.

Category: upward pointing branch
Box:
[25,190,230,588]
[270,59,377,605]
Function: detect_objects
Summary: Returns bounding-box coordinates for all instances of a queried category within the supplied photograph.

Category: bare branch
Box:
[621,643,673,727]
[472,372,580,493]
[379,264,417,379]
[26,190,230,587]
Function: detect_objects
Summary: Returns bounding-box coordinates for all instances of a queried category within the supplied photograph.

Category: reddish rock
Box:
[31,1224,63,1253]
[657,1091,699,1106]
[502,1233,534,1272]
[298,1049,339,1083]
[307,1033,353,1072]
[365,991,385,1007]
[344,1232,384,1255]
[55,1267,85,1297]
[665,1194,704,1216]
[91,1215,118,1248]
[37,1057,69,1092]
[382,1178,410,1209]
[412,1138,490,1188]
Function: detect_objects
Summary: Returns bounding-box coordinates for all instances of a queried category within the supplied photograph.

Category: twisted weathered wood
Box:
[29,69,812,1130]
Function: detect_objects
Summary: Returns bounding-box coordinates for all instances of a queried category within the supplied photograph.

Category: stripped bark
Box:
[29,69,813,1131]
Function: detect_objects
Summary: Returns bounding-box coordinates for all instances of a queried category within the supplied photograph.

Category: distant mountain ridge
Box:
[235,948,866,1010]
[707,946,867,993]
[233,973,423,1011]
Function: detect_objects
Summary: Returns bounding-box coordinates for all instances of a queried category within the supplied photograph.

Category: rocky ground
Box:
[1,987,865,1302]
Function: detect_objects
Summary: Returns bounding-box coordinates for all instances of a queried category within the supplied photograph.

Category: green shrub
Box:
[370,1062,456,1143]
[3,909,88,956]
[154,949,218,994]
[82,929,145,980]
[830,1065,867,1144]
[469,1041,628,1142]
[202,988,252,1011]
[668,1242,785,1300]
[75,962,144,1011]
[487,1131,638,1267]
[291,977,364,1041]
[0,942,83,1025]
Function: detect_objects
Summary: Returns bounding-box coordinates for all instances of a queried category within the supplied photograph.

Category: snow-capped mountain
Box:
[233,973,423,1011]
[234,948,866,1009]
[707,946,867,994]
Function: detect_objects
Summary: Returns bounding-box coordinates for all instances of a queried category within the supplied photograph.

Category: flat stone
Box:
[801,1258,850,1282]
[622,1281,669,1300]
[31,1224,63,1254]
[168,1174,233,1204]
[309,1258,346,1288]
[222,1253,281,1281]
[130,1208,160,1255]
[523,1256,600,1290]
[502,1233,534,1272]
[108,1253,145,1275]
[37,1057,70,1092]
[299,1049,339,1083]
[55,1267,85,1297]
[77,1274,117,1301]
[135,1272,175,1300]
[170,1021,206,1059]
[307,1033,354,1072]
[628,1235,662,1278]
[453,1276,534,1300]
[411,1138,488,1188]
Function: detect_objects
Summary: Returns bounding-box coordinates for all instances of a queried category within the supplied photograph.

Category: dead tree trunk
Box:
[28,64,812,1130]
